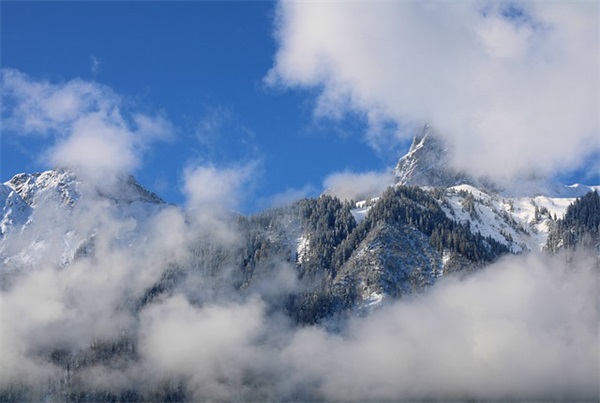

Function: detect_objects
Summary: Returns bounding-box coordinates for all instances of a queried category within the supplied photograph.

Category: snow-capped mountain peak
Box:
[1,168,165,241]
[394,126,477,189]
[7,168,81,207]
[1,169,167,271]
[5,168,164,209]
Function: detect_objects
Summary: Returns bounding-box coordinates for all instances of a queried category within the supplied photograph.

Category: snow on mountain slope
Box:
[351,198,378,223]
[344,182,585,314]
[352,186,578,255]
[350,183,592,267]
[7,169,81,207]
[439,185,577,253]
[335,221,442,313]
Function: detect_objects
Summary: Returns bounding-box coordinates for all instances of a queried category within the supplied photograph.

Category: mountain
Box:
[1,140,598,400]
[7,169,81,207]
[1,165,586,315]
[2,146,595,306]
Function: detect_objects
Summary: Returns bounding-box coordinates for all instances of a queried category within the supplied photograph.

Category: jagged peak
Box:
[406,124,441,152]
[394,126,475,189]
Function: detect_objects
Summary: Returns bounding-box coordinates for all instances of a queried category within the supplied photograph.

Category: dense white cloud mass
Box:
[267,1,599,181]
[1,69,172,183]
[283,252,599,401]
[323,170,394,201]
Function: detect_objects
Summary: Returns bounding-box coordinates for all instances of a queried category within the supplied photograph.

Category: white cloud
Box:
[282,252,599,401]
[323,170,393,201]
[267,1,599,181]
[48,113,138,182]
[2,68,115,135]
[1,68,172,183]
[132,113,173,143]
[181,162,259,243]
[138,296,264,382]
[266,184,316,208]
[182,163,257,211]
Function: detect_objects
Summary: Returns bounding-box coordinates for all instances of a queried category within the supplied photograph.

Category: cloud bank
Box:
[282,252,598,401]
[267,1,599,181]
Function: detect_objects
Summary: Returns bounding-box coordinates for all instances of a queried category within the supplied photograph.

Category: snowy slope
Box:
[345,183,587,313]
[352,184,585,254]
[7,169,81,207]
[348,136,597,311]
[440,185,577,252]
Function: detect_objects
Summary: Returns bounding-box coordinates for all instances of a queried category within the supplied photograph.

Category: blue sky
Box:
[1,1,388,212]
[1,1,598,213]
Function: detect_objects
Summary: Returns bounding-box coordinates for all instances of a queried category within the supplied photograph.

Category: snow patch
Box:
[296,235,310,263]
[357,291,385,315]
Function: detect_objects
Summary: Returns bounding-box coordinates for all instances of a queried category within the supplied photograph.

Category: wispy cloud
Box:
[193,105,261,165]
[323,170,393,201]
[264,184,317,208]
[266,1,598,182]
[90,55,101,76]
[181,161,260,242]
